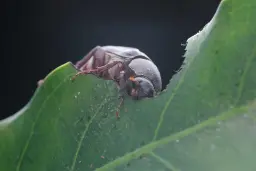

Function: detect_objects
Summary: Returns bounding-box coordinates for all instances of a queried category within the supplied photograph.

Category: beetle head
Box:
[126,76,155,100]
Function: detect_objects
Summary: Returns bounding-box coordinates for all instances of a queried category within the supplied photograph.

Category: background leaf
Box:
[1,0,256,170]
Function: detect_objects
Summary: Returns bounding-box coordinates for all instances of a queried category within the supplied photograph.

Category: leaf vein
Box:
[70,98,110,171]
[96,103,249,171]
[152,54,196,141]
[150,152,180,171]
[235,46,256,105]
[16,73,75,171]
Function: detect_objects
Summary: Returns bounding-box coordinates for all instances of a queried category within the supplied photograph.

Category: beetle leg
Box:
[71,61,124,81]
[71,69,93,81]
[75,46,101,69]
[116,96,124,119]
[95,60,124,73]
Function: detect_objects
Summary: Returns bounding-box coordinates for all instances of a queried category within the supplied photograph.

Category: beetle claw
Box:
[71,70,92,82]
[116,111,120,119]
[115,96,124,119]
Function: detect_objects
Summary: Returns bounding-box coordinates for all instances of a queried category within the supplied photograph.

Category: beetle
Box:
[72,46,162,96]
[71,46,162,117]
[38,45,162,117]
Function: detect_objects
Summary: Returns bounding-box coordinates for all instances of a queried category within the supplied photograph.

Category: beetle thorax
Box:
[128,58,162,93]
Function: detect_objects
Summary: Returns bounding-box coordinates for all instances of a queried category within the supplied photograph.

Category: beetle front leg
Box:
[71,69,93,81]
[95,60,124,73]
[75,46,102,69]
[116,95,124,119]
[71,60,124,81]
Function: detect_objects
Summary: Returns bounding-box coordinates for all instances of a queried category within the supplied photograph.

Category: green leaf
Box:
[1,0,256,170]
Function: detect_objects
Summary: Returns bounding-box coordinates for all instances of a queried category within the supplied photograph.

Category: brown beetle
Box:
[38,45,162,117]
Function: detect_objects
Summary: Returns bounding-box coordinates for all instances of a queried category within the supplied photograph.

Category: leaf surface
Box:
[1,0,256,170]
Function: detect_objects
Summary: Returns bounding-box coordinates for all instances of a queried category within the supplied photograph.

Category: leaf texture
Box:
[1,0,256,170]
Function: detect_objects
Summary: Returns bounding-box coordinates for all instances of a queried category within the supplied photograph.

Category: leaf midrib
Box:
[95,103,251,171]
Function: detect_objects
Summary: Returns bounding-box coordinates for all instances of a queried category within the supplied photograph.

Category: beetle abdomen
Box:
[102,46,151,60]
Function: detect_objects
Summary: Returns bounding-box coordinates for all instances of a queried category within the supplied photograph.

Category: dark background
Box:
[1,0,221,119]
